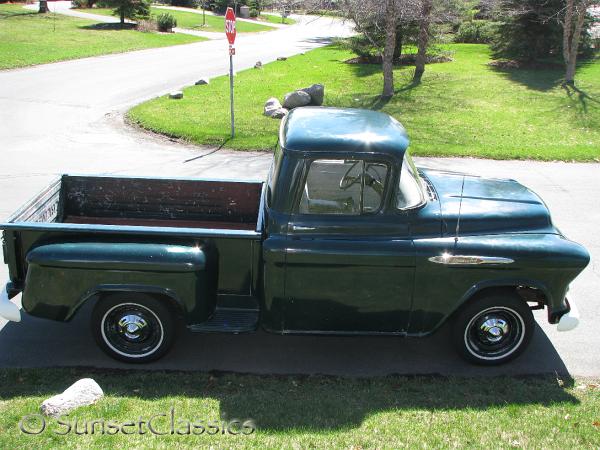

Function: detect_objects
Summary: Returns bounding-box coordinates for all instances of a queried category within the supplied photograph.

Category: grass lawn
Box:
[91,7,274,32]
[0,369,598,448]
[129,44,600,161]
[258,13,296,25]
[0,4,204,70]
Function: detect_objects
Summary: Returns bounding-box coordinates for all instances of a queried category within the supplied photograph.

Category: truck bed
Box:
[1,175,265,301]
[5,175,264,233]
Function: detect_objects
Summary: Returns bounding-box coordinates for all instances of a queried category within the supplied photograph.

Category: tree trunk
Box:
[38,0,48,13]
[381,0,397,98]
[120,9,125,25]
[413,0,433,83]
[562,0,589,85]
[394,29,403,61]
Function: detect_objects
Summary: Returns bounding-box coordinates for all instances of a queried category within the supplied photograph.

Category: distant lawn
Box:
[129,44,600,161]
[0,4,203,70]
[91,7,275,32]
[258,13,296,25]
[0,369,599,448]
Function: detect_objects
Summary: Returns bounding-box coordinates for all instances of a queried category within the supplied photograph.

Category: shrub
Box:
[71,0,96,8]
[157,12,177,31]
[455,20,499,44]
[346,34,379,59]
[170,0,198,7]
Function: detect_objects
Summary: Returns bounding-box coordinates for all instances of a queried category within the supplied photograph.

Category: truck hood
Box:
[421,169,557,236]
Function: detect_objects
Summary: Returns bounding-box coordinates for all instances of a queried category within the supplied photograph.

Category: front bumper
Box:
[0,283,21,322]
[556,298,579,332]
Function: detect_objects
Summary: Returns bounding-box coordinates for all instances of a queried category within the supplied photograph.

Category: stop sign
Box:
[225,7,236,45]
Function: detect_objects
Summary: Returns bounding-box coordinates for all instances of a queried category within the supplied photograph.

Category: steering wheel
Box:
[363,163,385,196]
[339,161,361,190]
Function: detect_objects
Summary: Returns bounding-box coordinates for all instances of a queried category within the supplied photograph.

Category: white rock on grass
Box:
[282,90,311,109]
[41,378,104,418]
[169,91,183,99]
[264,97,283,117]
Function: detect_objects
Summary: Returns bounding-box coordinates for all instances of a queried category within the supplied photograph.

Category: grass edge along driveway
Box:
[90,6,275,33]
[0,368,599,448]
[129,43,600,161]
[0,4,204,70]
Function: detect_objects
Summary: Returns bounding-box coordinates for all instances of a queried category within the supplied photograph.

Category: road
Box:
[0,16,598,377]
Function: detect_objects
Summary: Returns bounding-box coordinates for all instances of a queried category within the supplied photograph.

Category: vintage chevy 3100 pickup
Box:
[0,108,589,365]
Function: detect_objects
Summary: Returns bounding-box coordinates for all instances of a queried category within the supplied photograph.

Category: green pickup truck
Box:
[0,108,589,365]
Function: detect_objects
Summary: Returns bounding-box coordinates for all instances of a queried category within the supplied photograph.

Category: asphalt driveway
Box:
[0,15,598,376]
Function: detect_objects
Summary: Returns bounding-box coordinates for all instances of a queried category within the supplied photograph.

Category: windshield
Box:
[397,151,425,209]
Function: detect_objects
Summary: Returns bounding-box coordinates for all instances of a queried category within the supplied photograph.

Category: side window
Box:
[299,159,388,215]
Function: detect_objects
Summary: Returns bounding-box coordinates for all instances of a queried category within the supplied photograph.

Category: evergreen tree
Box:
[490,0,564,61]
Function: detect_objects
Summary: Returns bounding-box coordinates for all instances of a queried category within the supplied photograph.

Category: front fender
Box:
[409,234,589,334]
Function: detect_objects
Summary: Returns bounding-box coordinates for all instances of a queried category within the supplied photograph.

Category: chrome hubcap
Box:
[479,318,509,343]
[117,314,148,340]
[464,306,525,360]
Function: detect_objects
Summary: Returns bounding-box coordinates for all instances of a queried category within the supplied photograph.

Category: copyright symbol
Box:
[19,414,46,435]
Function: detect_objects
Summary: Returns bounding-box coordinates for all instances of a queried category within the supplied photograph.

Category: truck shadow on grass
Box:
[0,307,579,431]
[0,366,578,432]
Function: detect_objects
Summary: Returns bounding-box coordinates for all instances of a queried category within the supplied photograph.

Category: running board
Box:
[188,308,259,334]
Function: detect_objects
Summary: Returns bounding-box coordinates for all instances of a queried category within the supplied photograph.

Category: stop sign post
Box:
[225,7,236,138]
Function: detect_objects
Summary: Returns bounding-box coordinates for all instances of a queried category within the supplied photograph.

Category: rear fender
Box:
[21,241,216,324]
[69,284,186,321]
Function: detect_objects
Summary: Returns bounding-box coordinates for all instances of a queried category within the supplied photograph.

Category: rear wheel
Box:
[453,291,534,365]
[91,293,177,363]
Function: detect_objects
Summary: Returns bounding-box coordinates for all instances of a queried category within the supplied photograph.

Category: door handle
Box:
[291,225,315,232]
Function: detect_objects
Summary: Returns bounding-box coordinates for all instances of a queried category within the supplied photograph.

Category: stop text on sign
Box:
[225,7,236,45]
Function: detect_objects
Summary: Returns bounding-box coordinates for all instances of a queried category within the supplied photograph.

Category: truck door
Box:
[283,158,415,333]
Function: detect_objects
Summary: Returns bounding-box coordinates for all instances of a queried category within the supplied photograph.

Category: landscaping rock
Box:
[195,78,209,85]
[41,379,104,418]
[277,56,287,61]
[271,108,289,119]
[282,90,311,109]
[169,91,183,99]
[254,61,263,69]
[264,97,283,117]
[301,83,325,106]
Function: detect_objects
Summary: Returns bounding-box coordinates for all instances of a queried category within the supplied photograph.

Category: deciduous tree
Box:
[562,0,598,84]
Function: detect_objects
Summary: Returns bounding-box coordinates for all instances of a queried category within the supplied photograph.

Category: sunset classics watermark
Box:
[18,407,256,436]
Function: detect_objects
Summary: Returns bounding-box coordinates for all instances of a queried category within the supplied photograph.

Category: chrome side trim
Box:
[428,254,514,265]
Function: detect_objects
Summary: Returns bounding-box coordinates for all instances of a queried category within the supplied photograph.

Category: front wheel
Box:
[91,293,177,363]
[452,291,535,365]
